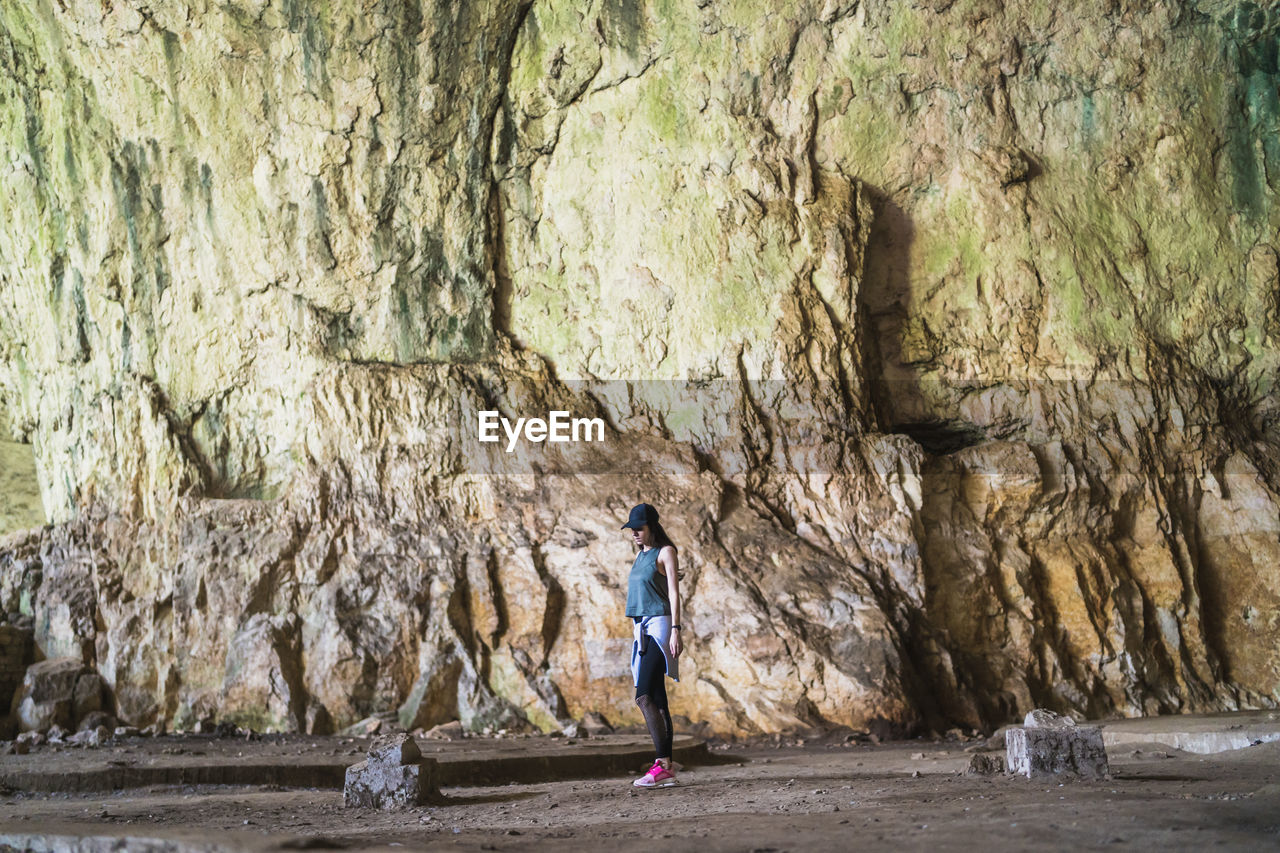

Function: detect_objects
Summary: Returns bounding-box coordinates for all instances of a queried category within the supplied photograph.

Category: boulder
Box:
[422,720,465,741]
[69,724,111,747]
[12,658,84,732]
[341,712,401,737]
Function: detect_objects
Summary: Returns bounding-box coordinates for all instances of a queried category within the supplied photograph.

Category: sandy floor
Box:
[1,736,1278,851]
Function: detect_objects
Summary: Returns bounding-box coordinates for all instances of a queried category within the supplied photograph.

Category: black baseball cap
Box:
[621,503,659,530]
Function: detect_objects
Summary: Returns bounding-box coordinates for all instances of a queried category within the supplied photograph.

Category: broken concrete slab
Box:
[1006,725,1110,779]
[1095,710,1280,755]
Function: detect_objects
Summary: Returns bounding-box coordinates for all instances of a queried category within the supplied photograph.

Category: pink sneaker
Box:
[633,761,677,788]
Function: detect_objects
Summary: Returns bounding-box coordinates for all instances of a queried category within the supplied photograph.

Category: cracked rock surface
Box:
[1,0,1278,736]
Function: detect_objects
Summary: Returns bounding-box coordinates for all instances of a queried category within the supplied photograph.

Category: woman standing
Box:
[621,502,683,788]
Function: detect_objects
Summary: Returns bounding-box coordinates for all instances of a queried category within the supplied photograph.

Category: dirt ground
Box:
[1,735,1278,851]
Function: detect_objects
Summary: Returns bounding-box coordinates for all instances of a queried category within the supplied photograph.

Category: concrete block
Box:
[345,733,435,808]
[343,759,436,809]
[1006,725,1110,779]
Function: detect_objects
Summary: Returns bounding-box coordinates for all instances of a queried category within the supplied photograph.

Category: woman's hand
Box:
[668,629,683,659]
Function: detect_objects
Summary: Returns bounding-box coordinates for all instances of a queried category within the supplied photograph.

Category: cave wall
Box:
[0,0,1277,735]
[0,441,44,536]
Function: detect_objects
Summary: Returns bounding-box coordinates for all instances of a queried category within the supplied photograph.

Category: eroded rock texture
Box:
[0,0,1277,735]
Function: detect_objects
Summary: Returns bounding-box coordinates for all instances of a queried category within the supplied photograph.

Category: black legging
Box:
[634,639,673,760]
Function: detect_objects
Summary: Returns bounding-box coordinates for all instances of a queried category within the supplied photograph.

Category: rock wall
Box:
[0,441,44,535]
[0,0,1277,735]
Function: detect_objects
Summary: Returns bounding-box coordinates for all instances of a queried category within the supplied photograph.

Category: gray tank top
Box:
[625,547,670,617]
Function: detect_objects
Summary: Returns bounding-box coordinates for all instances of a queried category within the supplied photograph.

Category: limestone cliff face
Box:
[0,0,1277,735]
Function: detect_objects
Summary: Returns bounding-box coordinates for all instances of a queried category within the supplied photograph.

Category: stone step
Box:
[0,735,711,794]
[1094,710,1280,755]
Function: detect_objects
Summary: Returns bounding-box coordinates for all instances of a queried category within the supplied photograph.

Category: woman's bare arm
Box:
[660,546,683,659]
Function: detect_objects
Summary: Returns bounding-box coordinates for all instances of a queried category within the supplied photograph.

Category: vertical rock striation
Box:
[0,0,1277,735]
